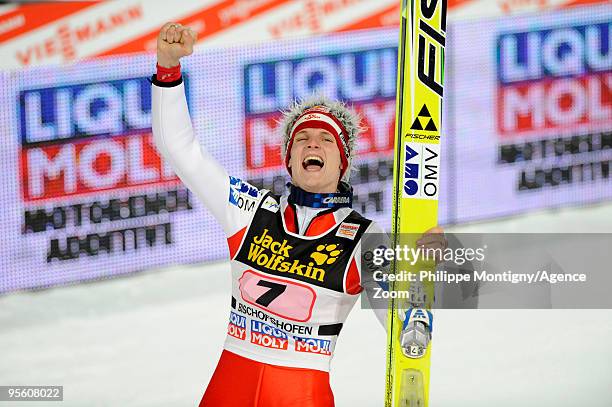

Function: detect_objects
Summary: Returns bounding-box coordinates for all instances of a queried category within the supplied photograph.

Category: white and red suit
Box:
[151,73,386,407]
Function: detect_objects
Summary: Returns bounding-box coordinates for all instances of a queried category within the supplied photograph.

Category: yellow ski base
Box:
[385,0,447,406]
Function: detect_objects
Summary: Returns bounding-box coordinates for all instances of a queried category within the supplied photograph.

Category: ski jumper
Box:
[151,74,385,407]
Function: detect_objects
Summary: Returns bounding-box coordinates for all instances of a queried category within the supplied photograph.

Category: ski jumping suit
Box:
[152,75,385,407]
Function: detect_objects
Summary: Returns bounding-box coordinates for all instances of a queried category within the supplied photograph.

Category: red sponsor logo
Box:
[227,324,247,340]
[295,337,332,355]
[250,332,289,349]
[336,222,359,239]
[499,0,548,14]
[302,113,322,121]
[218,0,283,25]
[268,0,366,38]
[97,0,288,57]
[497,73,611,136]
[16,4,142,66]
[20,133,179,202]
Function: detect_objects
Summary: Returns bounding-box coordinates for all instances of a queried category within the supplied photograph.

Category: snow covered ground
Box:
[1,203,612,406]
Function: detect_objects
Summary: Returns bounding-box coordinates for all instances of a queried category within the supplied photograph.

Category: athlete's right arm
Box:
[151,23,259,236]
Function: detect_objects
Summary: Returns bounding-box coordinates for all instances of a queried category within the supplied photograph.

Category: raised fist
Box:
[157,22,198,68]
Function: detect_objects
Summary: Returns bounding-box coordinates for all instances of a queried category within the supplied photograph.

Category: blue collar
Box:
[287,183,353,209]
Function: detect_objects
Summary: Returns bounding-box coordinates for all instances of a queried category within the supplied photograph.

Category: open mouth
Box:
[302,155,325,171]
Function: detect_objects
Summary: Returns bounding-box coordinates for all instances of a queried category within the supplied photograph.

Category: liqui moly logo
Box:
[294,336,332,356]
[227,312,247,340]
[242,47,398,170]
[250,320,289,350]
[18,77,179,202]
[19,77,152,143]
[497,22,611,136]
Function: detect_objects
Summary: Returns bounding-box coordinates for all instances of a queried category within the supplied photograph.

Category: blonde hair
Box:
[279,95,365,182]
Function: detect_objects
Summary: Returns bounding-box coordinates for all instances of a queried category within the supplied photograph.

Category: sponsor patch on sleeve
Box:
[228,176,259,212]
[336,222,360,240]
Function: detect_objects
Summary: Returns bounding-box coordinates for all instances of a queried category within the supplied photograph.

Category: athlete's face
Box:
[288,128,342,193]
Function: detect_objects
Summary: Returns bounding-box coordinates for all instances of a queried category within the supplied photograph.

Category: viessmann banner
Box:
[0,0,602,71]
[0,5,609,293]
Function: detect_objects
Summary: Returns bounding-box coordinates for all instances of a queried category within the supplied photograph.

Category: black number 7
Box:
[256,280,287,307]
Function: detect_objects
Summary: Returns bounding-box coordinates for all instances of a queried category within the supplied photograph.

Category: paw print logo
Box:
[310,244,342,266]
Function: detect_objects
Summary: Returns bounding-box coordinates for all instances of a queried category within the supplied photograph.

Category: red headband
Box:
[285,107,350,178]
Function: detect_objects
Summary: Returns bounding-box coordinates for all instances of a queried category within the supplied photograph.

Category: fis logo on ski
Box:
[414,0,446,97]
[227,311,247,340]
[250,320,288,350]
[247,229,342,282]
[229,176,259,212]
[294,336,332,356]
[402,142,440,200]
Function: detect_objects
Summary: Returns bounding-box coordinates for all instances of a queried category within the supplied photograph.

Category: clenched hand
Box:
[157,22,198,68]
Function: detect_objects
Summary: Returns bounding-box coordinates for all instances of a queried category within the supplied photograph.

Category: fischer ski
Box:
[385,1,447,406]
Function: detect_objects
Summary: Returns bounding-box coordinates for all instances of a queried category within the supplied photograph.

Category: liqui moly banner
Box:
[0,57,203,292]
[449,4,611,222]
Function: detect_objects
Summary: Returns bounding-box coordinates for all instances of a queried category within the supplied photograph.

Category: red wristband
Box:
[156,63,181,82]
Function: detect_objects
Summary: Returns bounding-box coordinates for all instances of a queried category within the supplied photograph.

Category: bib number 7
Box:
[238,270,317,322]
[255,280,287,306]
